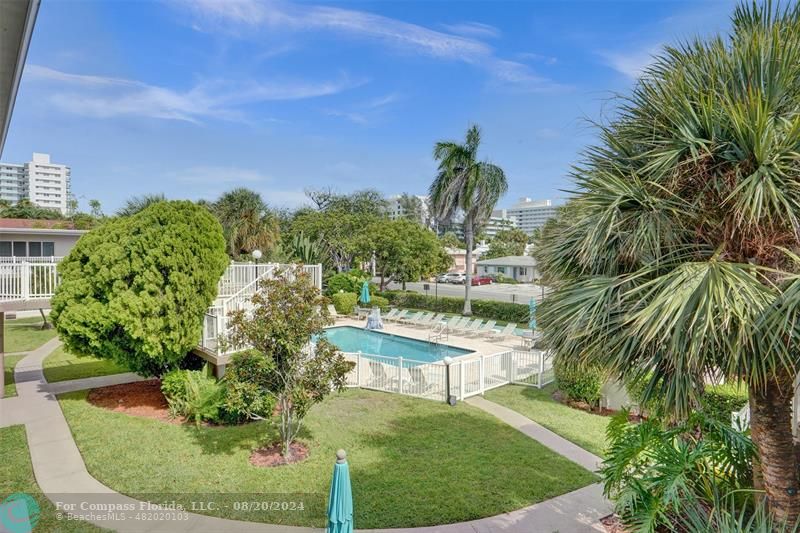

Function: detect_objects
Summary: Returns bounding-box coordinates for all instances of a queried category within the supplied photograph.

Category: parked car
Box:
[436,273,451,283]
[446,273,466,284]
[471,276,493,286]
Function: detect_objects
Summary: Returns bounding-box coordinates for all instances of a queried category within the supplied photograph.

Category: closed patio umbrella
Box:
[529,298,537,332]
[327,449,353,533]
[359,281,371,305]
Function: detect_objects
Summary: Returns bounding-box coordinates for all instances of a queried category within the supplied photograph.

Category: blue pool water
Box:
[320,326,472,363]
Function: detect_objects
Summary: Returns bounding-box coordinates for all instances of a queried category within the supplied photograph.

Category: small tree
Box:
[224,267,353,459]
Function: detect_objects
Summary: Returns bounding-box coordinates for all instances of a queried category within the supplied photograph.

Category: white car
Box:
[446,273,466,284]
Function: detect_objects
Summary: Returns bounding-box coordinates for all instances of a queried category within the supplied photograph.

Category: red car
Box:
[471,276,493,286]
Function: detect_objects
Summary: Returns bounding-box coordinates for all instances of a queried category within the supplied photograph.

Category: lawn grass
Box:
[43,346,130,383]
[3,353,25,398]
[59,388,597,528]
[5,316,58,353]
[0,425,105,532]
[485,384,610,458]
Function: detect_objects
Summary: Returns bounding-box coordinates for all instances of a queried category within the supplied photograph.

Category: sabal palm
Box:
[429,125,507,314]
[537,3,800,523]
[213,188,279,259]
[116,194,166,217]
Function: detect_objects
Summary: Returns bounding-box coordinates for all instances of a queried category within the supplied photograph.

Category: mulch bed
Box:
[249,442,309,467]
[87,379,185,424]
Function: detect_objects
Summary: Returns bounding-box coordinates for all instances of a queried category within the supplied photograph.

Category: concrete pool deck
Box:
[332,316,530,361]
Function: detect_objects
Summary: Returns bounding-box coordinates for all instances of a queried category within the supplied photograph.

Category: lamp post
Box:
[252,249,262,282]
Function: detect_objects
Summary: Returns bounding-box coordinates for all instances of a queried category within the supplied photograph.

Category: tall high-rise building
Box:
[501,198,559,235]
[0,153,71,214]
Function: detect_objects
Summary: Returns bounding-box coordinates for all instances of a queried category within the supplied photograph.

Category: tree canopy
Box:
[51,201,228,376]
[360,218,451,289]
[483,228,528,259]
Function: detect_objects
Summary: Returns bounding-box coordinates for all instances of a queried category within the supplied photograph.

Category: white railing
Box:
[201,262,323,356]
[0,258,62,301]
[343,348,554,402]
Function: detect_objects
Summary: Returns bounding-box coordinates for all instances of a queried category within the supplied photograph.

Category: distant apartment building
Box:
[384,194,431,226]
[0,153,71,214]
[484,212,517,238]
[500,198,559,235]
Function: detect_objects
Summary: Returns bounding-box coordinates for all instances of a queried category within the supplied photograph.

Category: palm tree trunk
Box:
[463,220,473,316]
[749,371,800,524]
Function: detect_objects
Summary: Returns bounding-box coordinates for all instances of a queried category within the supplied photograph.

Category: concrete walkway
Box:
[1,340,611,532]
[466,396,604,472]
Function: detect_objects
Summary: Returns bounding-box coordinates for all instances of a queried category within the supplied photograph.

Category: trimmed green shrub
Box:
[332,292,358,314]
[160,369,188,405]
[371,295,389,310]
[700,382,749,422]
[553,356,605,408]
[222,350,276,424]
[51,201,229,376]
[375,291,529,323]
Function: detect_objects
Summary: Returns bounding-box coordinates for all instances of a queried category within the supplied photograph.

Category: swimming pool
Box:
[321,326,472,363]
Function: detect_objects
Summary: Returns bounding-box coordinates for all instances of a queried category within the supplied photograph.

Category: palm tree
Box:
[117,194,166,217]
[430,125,507,315]
[213,188,279,259]
[537,3,800,523]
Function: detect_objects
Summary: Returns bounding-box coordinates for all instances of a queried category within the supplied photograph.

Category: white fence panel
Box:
[0,259,62,301]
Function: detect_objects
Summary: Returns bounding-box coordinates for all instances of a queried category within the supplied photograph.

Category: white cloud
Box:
[324,109,369,125]
[597,47,660,79]
[25,64,365,123]
[518,52,557,65]
[441,21,501,39]
[178,0,560,92]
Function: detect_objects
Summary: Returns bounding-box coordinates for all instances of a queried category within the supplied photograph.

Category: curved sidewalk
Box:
[3,339,610,532]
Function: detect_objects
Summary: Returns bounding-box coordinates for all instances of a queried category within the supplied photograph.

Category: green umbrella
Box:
[359,281,371,305]
[529,298,537,331]
[327,449,353,533]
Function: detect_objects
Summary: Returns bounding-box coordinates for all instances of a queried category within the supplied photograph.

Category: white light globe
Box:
[443,356,453,365]
[252,249,263,260]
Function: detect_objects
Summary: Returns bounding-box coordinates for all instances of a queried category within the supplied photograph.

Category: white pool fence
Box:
[343,349,554,402]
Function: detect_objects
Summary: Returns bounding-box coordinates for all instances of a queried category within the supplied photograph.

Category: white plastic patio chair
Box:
[487,322,517,341]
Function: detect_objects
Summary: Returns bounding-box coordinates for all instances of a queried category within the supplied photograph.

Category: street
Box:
[378,280,551,303]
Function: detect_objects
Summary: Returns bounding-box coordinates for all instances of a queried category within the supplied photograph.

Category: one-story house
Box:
[0,218,87,257]
[476,255,539,282]
[445,247,482,274]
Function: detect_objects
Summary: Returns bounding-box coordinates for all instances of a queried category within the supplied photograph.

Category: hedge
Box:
[700,382,748,422]
[376,291,529,324]
[331,293,357,314]
[553,356,605,408]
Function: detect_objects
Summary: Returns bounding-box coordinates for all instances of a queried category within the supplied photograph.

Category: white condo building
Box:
[499,198,559,235]
[0,152,71,214]
[385,194,432,227]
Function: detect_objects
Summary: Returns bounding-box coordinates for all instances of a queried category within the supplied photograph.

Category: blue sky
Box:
[4,0,736,213]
